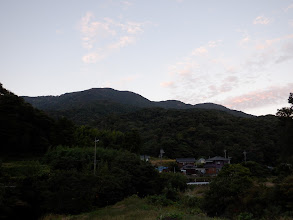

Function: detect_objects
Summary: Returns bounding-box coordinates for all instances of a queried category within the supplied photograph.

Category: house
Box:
[176,158,196,168]
[181,164,197,175]
[204,156,230,175]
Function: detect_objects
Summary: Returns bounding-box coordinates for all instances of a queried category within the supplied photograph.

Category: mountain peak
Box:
[23,87,253,118]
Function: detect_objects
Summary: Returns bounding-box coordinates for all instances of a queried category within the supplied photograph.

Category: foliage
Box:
[41,146,160,209]
[275,175,293,213]
[159,173,188,192]
[95,108,281,165]
[0,83,54,155]
[276,93,293,163]
[203,164,253,217]
[37,170,98,214]
[277,93,293,118]
[157,211,184,220]
[242,161,271,178]
[146,194,174,206]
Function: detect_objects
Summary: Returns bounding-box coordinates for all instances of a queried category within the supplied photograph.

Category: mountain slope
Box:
[23,88,154,111]
[0,83,54,155]
[23,88,253,123]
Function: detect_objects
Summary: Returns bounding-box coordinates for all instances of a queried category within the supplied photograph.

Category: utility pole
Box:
[94,138,99,175]
[159,148,165,166]
[243,151,247,164]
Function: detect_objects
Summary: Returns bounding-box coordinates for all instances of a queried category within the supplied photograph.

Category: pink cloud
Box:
[78,12,147,63]
[108,36,135,49]
[221,84,293,110]
[160,81,176,88]
[192,47,208,56]
[284,3,293,12]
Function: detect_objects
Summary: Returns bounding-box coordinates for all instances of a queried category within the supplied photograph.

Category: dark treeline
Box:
[95,108,281,165]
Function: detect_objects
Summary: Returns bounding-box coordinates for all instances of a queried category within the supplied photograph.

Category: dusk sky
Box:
[1,0,293,116]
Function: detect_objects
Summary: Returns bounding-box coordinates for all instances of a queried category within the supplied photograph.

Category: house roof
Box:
[176,158,196,163]
[181,165,197,169]
[206,156,230,162]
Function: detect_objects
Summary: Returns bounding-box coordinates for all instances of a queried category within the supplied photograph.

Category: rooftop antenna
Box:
[159,148,165,165]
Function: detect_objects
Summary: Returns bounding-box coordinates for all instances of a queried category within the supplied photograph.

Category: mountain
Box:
[23,88,253,124]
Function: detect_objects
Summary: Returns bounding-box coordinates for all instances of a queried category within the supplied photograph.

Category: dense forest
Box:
[95,108,280,165]
[1,83,292,220]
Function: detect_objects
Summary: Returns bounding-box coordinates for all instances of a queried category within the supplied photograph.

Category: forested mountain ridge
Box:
[23,88,253,124]
[2,83,279,165]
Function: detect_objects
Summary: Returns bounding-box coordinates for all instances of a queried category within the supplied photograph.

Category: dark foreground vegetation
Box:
[0,83,292,219]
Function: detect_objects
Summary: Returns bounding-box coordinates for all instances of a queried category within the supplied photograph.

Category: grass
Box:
[1,160,50,179]
[149,157,176,167]
[40,194,223,220]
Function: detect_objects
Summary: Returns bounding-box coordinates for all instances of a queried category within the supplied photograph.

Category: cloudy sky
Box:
[1,0,293,116]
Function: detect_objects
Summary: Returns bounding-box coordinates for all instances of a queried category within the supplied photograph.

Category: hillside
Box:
[95,107,280,165]
[0,83,55,155]
[23,88,252,124]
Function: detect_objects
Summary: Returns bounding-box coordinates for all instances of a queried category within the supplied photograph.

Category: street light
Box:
[94,138,99,175]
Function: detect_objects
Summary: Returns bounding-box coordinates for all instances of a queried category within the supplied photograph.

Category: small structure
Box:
[156,166,168,173]
[140,155,150,162]
[196,158,206,164]
[181,164,197,175]
[176,158,196,168]
[195,167,206,175]
[204,156,230,176]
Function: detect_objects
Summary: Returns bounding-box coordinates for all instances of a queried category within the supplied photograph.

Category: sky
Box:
[1,0,293,116]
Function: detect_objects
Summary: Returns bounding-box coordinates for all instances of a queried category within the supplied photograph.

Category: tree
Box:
[203,164,253,217]
[277,93,293,118]
[276,93,293,163]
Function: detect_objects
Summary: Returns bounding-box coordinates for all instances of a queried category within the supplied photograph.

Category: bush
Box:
[159,173,188,192]
[146,194,174,207]
[203,164,253,217]
[157,211,184,220]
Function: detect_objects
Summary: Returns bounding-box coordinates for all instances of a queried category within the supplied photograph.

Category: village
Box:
[141,149,232,184]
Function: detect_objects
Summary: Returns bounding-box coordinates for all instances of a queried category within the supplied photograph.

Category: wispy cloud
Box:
[192,47,208,56]
[108,36,135,49]
[82,51,105,64]
[275,42,293,63]
[208,40,222,48]
[253,15,271,25]
[78,12,146,63]
[255,34,293,50]
[160,81,176,88]
[121,1,132,8]
[163,29,293,113]
[221,84,293,110]
[284,3,293,12]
